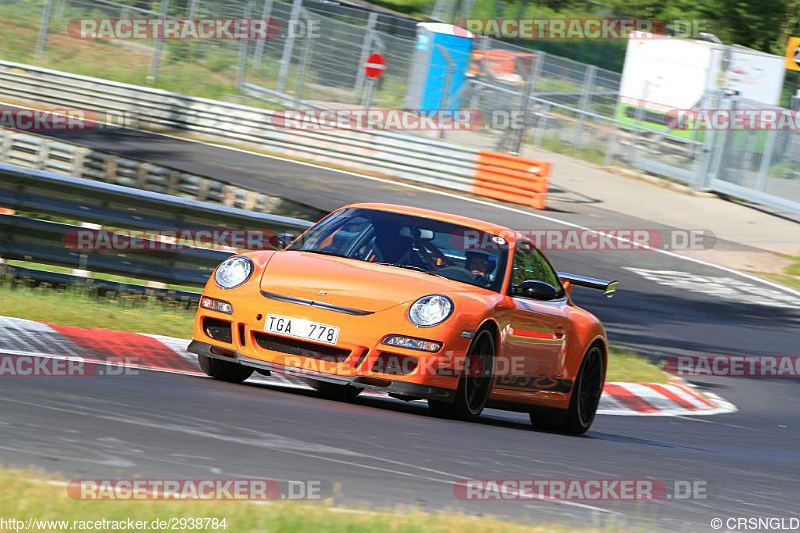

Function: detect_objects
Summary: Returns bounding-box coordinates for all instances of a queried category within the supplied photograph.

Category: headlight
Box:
[408,294,453,327]
[214,256,253,289]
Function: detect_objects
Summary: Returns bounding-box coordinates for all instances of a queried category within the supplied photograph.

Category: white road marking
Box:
[624,268,800,309]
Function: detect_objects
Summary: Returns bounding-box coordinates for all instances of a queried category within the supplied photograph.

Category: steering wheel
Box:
[415,239,454,269]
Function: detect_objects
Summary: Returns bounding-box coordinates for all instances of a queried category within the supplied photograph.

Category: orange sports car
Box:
[188,203,617,434]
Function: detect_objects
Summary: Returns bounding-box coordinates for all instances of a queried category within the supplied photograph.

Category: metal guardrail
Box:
[0,60,484,195]
[0,129,324,219]
[0,163,313,288]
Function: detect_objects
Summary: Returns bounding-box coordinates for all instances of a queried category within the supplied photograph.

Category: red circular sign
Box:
[364,52,386,79]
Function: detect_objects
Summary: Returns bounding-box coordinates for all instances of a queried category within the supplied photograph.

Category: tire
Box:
[530,345,604,435]
[428,329,495,421]
[309,380,362,402]
[197,354,254,384]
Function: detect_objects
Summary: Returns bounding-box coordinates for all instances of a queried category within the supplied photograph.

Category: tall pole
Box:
[252,0,274,70]
[354,12,378,93]
[277,0,302,93]
[237,0,254,91]
[148,0,170,84]
[35,0,56,57]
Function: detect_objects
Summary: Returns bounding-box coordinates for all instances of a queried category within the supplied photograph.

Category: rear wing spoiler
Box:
[558,273,618,298]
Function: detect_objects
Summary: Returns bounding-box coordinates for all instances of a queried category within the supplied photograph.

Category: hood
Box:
[259,251,477,313]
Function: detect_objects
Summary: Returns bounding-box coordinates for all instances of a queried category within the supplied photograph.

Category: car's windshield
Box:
[287,208,509,292]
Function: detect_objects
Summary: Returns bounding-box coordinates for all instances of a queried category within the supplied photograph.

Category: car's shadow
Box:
[236,376,694,447]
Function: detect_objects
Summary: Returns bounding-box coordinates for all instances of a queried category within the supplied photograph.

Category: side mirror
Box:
[512,280,560,300]
[274,232,298,250]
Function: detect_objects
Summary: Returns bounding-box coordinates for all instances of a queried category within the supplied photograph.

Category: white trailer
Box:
[617,32,786,129]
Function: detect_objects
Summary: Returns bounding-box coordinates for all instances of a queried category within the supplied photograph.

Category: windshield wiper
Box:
[298,249,348,259]
[376,262,445,278]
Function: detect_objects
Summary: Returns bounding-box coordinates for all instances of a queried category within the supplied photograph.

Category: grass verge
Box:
[0,282,669,383]
[0,468,607,533]
[759,255,800,290]
[606,347,669,383]
[0,282,196,338]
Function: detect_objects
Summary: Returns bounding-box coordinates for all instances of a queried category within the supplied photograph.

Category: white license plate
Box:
[264,314,340,345]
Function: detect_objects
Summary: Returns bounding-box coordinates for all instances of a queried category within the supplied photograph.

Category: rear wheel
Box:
[198,354,254,383]
[428,329,495,421]
[308,380,362,402]
[530,345,604,434]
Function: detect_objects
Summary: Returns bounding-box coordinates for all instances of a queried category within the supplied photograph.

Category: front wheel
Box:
[530,345,604,434]
[198,354,254,383]
[428,329,495,421]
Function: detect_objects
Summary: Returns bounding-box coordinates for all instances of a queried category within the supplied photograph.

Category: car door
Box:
[496,240,571,398]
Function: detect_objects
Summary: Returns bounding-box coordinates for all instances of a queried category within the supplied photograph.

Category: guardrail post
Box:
[35,0,56,57]
[197,179,210,201]
[72,147,88,178]
[167,170,180,195]
[223,186,236,206]
[0,130,11,163]
[277,0,303,93]
[36,141,50,170]
[105,157,118,183]
[148,0,170,84]
[137,163,150,188]
[72,222,100,280]
[244,191,258,210]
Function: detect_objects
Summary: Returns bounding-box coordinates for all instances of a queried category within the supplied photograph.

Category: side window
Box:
[511,242,562,291]
[317,216,371,254]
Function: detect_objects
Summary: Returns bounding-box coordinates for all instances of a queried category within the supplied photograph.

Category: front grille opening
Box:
[354,348,370,368]
[253,332,350,362]
[371,352,418,375]
[203,317,232,344]
[238,323,246,347]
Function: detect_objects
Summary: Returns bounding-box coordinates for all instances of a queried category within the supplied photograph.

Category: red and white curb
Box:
[599,381,736,416]
[0,316,736,417]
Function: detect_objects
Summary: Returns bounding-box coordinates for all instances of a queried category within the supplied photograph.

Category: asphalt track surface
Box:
[3,119,799,530]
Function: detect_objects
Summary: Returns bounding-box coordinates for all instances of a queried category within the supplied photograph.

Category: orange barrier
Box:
[472,151,551,210]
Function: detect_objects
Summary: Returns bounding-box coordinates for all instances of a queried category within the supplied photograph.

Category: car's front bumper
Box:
[191,279,486,402]
[188,340,457,402]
